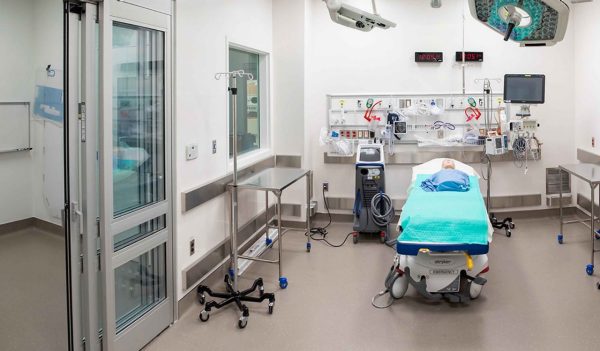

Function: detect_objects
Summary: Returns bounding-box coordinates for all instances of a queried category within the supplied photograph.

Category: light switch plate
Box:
[186,144,198,160]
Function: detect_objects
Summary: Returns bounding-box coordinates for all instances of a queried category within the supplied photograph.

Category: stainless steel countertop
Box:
[559,163,600,184]
[232,167,310,192]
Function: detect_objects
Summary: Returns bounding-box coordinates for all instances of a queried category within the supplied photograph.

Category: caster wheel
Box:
[259,285,264,296]
[228,268,235,279]
[268,301,274,314]
[510,223,516,229]
[595,230,600,240]
[279,277,288,289]
[506,230,512,238]
[390,274,409,299]
[199,310,209,322]
[353,233,359,244]
[586,264,594,276]
[557,234,563,245]
[266,238,273,246]
[597,282,600,290]
[306,242,311,252]
[238,316,248,329]
[198,294,205,305]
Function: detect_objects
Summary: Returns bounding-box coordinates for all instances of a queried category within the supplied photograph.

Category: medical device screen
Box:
[503,74,545,104]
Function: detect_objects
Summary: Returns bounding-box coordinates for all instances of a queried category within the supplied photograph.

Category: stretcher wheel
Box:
[390,274,409,299]
[557,234,563,245]
[469,275,486,299]
[586,264,594,276]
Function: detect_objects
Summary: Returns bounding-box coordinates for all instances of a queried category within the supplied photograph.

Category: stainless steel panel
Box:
[577,148,600,164]
[547,195,572,207]
[325,197,405,211]
[546,167,571,195]
[281,204,301,217]
[324,150,540,165]
[325,194,540,211]
[577,194,600,216]
[182,156,275,212]
[275,155,302,168]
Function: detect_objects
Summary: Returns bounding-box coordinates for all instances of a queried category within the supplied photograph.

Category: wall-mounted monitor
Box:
[503,74,545,104]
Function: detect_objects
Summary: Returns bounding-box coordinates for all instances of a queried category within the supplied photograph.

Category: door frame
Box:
[98,1,174,350]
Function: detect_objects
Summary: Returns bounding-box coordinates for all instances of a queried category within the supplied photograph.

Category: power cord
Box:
[305,187,355,248]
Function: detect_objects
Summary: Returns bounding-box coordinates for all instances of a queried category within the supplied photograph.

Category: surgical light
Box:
[468,0,570,46]
[323,0,396,32]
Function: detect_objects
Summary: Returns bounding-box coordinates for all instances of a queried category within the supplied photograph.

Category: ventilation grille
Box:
[546,168,570,195]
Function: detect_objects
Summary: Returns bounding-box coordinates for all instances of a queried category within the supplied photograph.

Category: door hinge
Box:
[96,217,101,271]
[78,102,87,142]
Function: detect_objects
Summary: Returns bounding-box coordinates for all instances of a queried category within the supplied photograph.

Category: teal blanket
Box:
[399,175,489,245]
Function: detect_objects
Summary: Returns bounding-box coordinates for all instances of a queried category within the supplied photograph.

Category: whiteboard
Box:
[0,102,30,152]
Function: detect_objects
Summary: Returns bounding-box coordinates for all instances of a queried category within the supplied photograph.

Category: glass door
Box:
[99,2,173,350]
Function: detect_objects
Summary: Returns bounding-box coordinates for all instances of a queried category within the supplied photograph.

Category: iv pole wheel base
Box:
[198,294,205,305]
[586,264,594,276]
[238,316,248,329]
[279,277,288,289]
[557,234,563,245]
[199,310,209,322]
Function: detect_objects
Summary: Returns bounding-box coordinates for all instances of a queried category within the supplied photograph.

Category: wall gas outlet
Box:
[186,144,198,160]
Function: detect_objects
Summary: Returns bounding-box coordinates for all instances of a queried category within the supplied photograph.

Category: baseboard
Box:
[0,217,63,237]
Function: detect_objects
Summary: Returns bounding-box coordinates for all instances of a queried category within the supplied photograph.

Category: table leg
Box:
[559,170,563,240]
[265,191,270,245]
[589,184,597,276]
[306,172,312,252]
[277,192,285,288]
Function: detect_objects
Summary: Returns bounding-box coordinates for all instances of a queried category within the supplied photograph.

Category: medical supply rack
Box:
[557,163,600,277]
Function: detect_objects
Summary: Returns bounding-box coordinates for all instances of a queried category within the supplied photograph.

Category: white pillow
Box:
[411,158,480,182]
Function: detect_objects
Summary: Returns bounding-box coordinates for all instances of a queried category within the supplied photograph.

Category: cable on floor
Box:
[371,289,394,309]
[305,188,356,248]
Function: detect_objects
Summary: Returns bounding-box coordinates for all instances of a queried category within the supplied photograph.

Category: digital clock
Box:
[415,52,443,63]
[455,51,484,62]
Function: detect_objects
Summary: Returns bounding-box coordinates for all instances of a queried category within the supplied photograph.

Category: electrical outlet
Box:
[190,239,195,256]
[322,182,329,192]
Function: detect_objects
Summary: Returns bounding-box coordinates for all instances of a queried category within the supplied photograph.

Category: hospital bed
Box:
[385,159,492,303]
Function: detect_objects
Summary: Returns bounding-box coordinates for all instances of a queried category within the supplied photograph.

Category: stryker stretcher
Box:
[385,159,492,303]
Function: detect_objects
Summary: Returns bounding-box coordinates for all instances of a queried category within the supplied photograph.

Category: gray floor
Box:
[146,216,600,351]
[0,228,67,351]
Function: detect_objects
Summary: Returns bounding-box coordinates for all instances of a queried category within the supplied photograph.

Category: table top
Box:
[559,163,600,184]
[233,167,310,192]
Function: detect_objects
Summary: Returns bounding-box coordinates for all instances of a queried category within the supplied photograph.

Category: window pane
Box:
[113,215,166,252]
[115,243,166,334]
[229,48,260,156]
[112,23,165,217]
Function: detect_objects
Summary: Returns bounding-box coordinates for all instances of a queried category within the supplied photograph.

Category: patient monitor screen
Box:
[504,74,545,104]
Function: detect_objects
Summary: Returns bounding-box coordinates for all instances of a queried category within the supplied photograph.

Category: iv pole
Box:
[477,78,515,237]
[196,70,276,329]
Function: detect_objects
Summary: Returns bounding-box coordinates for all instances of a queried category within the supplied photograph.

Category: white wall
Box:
[0,0,35,225]
[175,0,274,299]
[305,0,576,210]
[0,0,64,226]
[573,1,600,203]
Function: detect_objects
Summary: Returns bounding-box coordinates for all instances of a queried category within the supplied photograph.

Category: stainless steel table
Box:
[558,163,600,276]
[229,167,312,289]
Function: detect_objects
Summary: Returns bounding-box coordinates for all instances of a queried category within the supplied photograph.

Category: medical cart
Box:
[230,167,313,288]
[557,163,600,276]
